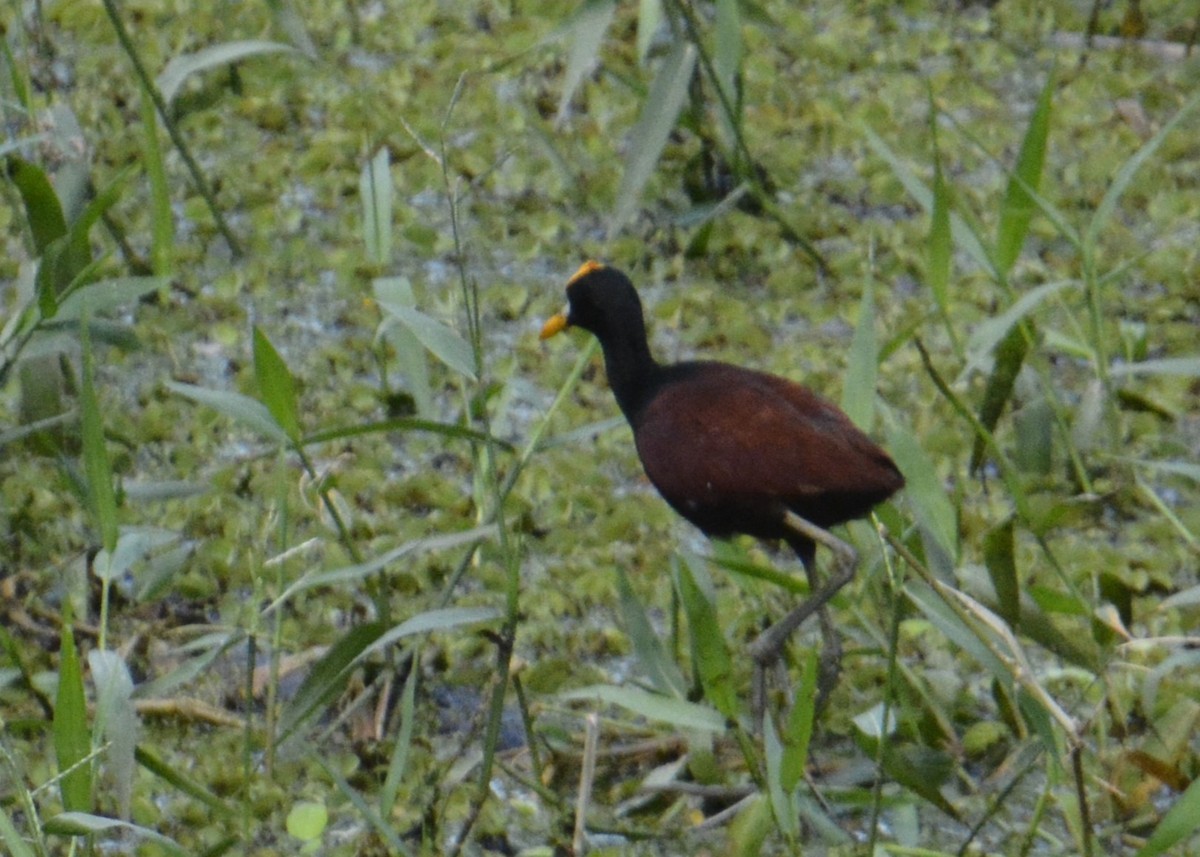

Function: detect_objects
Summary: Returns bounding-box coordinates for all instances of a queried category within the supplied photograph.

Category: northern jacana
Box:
[541,261,904,706]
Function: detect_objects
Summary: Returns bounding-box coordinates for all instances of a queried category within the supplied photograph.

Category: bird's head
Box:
[540,261,645,343]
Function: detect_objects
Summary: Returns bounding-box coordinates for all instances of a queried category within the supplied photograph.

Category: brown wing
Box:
[632,362,902,538]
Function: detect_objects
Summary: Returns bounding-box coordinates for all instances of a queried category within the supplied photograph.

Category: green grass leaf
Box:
[714,0,742,137]
[303,416,509,449]
[380,666,418,817]
[88,650,138,819]
[962,279,1076,377]
[0,805,38,857]
[862,124,996,278]
[266,524,497,608]
[140,88,172,275]
[268,605,496,744]
[636,0,662,64]
[886,422,958,565]
[559,685,726,732]
[905,582,1011,694]
[360,607,499,661]
[780,647,817,793]
[134,746,231,817]
[880,745,959,818]
[1135,775,1200,857]
[616,567,687,698]
[969,325,1028,475]
[44,812,186,855]
[841,279,877,430]
[360,148,392,266]
[1086,90,1200,255]
[611,42,697,235]
[5,156,67,254]
[165,380,290,443]
[277,622,387,744]
[54,623,92,812]
[373,276,433,415]
[1110,357,1200,378]
[156,40,300,106]
[983,518,1019,627]
[677,553,740,719]
[1129,459,1200,483]
[994,72,1053,276]
[927,153,952,320]
[55,276,169,321]
[763,714,799,840]
[81,318,118,552]
[375,300,477,381]
[556,0,616,122]
[253,326,302,442]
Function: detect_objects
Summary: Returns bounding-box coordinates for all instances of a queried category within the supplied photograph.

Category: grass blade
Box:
[54,623,92,812]
[995,73,1053,276]
[763,714,799,840]
[360,607,499,660]
[81,317,118,553]
[780,647,817,793]
[928,149,952,322]
[376,301,477,381]
[44,812,186,855]
[905,582,1010,691]
[616,567,687,698]
[134,746,231,816]
[253,326,302,442]
[841,279,877,430]
[636,0,663,64]
[380,665,419,816]
[0,807,37,857]
[360,148,392,266]
[1135,775,1200,857]
[303,416,508,449]
[276,622,387,744]
[1086,91,1200,253]
[156,40,299,106]
[556,0,616,123]
[962,279,1076,377]
[983,518,1019,627]
[373,276,433,415]
[267,524,497,608]
[713,0,742,139]
[610,42,697,235]
[862,124,996,278]
[6,156,67,254]
[677,553,739,719]
[1109,357,1200,378]
[560,685,726,732]
[164,380,289,443]
[55,276,169,321]
[968,325,1028,475]
[140,85,172,275]
[88,650,138,819]
[886,421,958,566]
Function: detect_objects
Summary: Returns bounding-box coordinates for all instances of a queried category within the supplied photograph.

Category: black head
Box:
[540,262,661,421]
[539,262,647,344]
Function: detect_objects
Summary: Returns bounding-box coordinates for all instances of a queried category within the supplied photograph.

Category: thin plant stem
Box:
[868,517,904,853]
[99,0,243,258]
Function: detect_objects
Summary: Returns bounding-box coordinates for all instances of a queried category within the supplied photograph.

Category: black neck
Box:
[600,332,659,423]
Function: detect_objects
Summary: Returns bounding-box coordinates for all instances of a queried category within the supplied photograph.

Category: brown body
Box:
[633,361,902,557]
[541,263,903,569]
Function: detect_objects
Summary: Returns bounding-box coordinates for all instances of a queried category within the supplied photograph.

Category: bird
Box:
[540,261,904,709]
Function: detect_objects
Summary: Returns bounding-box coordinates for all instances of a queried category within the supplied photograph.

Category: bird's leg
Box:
[809,575,842,710]
[748,512,859,699]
